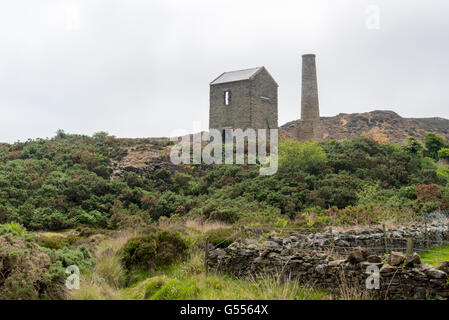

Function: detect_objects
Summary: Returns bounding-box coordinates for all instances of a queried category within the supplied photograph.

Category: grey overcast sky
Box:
[1,0,448,142]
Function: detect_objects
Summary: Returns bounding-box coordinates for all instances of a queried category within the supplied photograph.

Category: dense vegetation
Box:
[1,130,449,300]
[0,222,95,299]
[70,228,330,300]
[0,131,448,231]
[120,230,190,272]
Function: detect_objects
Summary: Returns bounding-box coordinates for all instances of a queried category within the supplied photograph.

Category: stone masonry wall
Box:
[250,68,278,130]
[298,222,449,255]
[209,80,252,132]
[208,221,449,300]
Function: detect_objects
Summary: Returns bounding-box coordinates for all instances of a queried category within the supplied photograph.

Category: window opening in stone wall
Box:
[224,90,231,106]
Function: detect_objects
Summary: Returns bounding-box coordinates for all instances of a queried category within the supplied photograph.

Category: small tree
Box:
[92,131,109,141]
[424,132,445,159]
[404,136,423,156]
[55,129,67,139]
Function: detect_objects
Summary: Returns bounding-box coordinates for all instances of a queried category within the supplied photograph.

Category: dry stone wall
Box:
[299,222,449,254]
[208,221,449,300]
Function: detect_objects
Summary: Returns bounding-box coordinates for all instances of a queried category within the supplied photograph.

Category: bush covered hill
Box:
[1,129,449,231]
[1,130,449,300]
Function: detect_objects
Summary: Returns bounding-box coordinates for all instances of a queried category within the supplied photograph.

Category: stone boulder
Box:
[346,248,369,264]
[380,264,396,274]
[328,259,346,267]
[404,253,421,267]
[367,255,382,263]
[425,267,447,279]
[437,261,449,274]
[388,252,405,266]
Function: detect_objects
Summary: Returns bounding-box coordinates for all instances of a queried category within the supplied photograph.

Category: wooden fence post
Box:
[424,220,429,248]
[329,226,335,252]
[204,239,209,277]
[240,226,245,244]
[406,237,414,257]
[382,224,388,254]
[445,217,449,242]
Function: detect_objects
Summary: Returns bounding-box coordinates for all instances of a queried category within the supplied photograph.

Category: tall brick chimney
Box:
[298,54,323,141]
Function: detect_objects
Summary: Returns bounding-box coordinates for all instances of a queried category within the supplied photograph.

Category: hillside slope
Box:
[281,110,449,143]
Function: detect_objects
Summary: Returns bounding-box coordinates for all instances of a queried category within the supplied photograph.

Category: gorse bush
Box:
[120,235,157,270]
[438,148,449,161]
[425,132,445,159]
[0,236,64,299]
[5,222,25,236]
[403,136,424,156]
[0,224,95,300]
[154,231,190,266]
[120,230,189,271]
[48,245,96,274]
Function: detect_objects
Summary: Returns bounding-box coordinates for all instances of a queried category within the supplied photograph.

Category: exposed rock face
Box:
[282,110,449,143]
[110,138,181,180]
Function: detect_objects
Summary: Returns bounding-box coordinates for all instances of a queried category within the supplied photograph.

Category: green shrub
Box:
[120,230,189,271]
[120,235,157,270]
[425,132,445,159]
[438,148,449,161]
[155,231,190,266]
[421,201,443,213]
[36,233,81,250]
[47,245,96,274]
[6,222,25,236]
[437,166,449,184]
[279,140,326,174]
[153,191,192,219]
[403,136,424,156]
[0,235,67,300]
[37,235,66,250]
[206,228,236,248]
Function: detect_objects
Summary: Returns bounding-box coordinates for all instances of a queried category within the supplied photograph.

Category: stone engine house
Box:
[209,66,278,134]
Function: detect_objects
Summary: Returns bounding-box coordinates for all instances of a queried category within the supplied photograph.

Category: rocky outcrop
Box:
[110,139,178,180]
[281,110,449,143]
